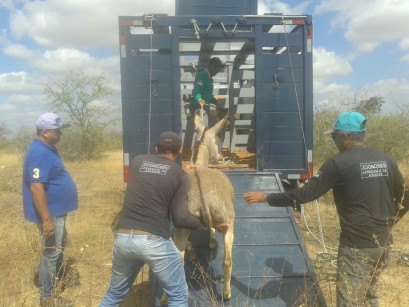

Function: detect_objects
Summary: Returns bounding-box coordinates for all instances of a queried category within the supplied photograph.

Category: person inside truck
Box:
[243,111,407,307]
[183,57,226,160]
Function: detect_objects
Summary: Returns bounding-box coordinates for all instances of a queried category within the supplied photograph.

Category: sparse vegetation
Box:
[1,103,409,306]
[43,71,120,161]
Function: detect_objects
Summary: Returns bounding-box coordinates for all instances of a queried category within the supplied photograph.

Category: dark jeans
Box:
[336,246,390,307]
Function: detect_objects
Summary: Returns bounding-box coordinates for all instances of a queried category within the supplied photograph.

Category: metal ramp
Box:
[151,172,326,306]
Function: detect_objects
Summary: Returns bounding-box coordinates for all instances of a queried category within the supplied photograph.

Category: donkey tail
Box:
[194,167,213,228]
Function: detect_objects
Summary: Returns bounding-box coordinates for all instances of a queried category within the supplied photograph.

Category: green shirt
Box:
[191,69,216,110]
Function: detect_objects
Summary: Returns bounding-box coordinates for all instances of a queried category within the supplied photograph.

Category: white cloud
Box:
[0,71,43,94]
[8,0,175,50]
[0,93,48,132]
[0,0,14,10]
[0,102,16,112]
[315,0,409,53]
[313,47,352,79]
[3,43,38,60]
[401,53,409,63]
[398,37,409,51]
[364,78,409,111]
[259,0,311,15]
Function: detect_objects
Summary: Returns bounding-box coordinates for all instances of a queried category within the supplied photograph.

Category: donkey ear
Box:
[209,116,226,135]
[194,114,205,135]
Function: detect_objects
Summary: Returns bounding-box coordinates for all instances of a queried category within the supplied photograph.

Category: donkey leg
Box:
[160,228,191,305]
[223,221,234,300]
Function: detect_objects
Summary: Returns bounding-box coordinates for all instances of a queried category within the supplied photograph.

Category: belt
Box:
[116,228,151,235]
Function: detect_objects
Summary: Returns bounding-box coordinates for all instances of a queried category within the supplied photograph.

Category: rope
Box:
[280,18,331,257]
[281,17,308,162]
[301,200,337,254]
[147,16,154,154]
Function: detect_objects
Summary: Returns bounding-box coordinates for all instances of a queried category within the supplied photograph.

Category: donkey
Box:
[174,114,235,300]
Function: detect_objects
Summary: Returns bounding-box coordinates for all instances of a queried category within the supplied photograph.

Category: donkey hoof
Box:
[187,248,197,261]
[223,292,231,301]
[209,239,217,249]
[160,293,169,305]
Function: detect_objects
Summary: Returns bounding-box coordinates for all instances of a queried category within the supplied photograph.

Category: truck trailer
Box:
[118,0,324,306]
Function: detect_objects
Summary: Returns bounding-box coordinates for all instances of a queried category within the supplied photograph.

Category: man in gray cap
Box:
[100,131,229,307]
[22,112,76,306]
[244,111,407,306]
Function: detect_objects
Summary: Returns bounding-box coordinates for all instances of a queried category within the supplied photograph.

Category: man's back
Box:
[329,146,404,247]
[118,154,185,238]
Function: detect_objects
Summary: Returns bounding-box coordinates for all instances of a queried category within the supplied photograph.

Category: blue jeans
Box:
[100,232,188,307]
[36,215,67,300]
[336,246,390,307]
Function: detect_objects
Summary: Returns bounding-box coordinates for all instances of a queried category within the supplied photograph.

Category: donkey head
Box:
[192,114,226,166]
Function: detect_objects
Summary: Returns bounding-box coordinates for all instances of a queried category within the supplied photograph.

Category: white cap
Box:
[36,113,71,130]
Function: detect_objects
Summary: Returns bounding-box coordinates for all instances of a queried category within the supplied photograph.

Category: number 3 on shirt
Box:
[32,168,40,179]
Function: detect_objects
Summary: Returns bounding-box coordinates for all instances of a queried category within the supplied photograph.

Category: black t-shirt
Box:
[118,154,205,238]
[266,146,404,248]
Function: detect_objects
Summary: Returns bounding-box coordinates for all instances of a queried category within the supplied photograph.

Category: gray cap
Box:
[36,113,71,130]
[156,131,182,150]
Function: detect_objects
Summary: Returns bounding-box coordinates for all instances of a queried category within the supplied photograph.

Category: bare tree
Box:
[0,122,10,144]
[43,71,119,160]
[353,96,384,116]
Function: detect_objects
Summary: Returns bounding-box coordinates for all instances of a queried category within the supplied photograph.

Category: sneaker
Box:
[40,297,74,307]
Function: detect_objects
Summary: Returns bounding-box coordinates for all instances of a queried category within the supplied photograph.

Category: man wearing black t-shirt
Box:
[244,112,406,307]
[100,131,228,307]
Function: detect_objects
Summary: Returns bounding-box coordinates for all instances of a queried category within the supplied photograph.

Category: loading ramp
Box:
[152,171,326,306]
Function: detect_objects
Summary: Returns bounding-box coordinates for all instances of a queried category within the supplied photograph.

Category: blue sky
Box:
[1,0,409,133]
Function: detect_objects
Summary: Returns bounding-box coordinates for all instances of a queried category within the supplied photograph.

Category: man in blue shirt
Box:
[23,112,78,307]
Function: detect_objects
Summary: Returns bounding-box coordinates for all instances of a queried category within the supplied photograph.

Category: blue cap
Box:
[325,112,367,134]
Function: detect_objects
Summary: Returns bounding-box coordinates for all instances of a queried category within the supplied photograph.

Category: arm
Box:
[193,73,205,104]
[193,71,215,106]
[170,175,207,230]
[30,182,55,238]
[393,165,407,224]
[244,158,338,206]
[396,187,409,224]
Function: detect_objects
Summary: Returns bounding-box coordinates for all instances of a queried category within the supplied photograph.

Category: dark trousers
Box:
[336,246,390,307]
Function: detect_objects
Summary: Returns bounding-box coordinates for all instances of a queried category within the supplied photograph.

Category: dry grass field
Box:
[0,150,408,306]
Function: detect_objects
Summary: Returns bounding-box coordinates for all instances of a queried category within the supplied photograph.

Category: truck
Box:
[118,0,324,306]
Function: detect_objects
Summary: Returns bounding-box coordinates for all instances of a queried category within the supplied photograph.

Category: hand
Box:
[182,162,195,172]
[213,222,230,233]
[42,220,55,239]
[243,192,267,204]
